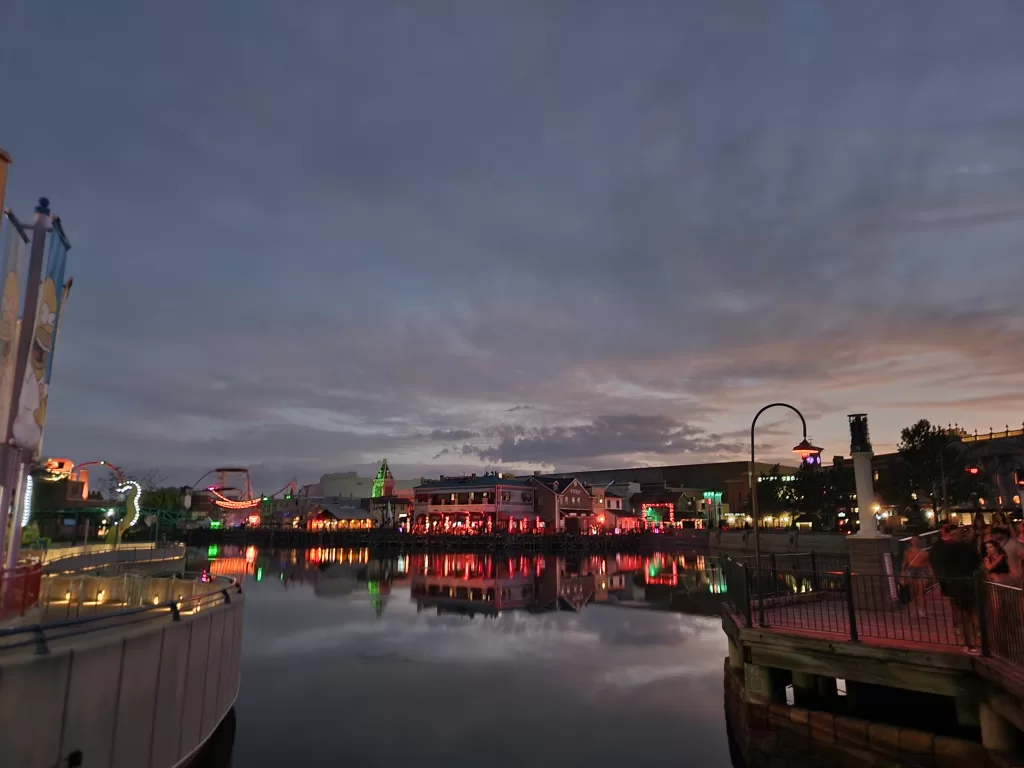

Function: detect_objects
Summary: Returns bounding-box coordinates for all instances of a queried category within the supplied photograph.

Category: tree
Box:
[140,486,184,511]
[742,464,796,516]
[99,468,167,498]
[878,419,981,513]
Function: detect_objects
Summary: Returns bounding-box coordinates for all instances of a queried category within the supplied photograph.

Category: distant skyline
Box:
[2,2,1023,491]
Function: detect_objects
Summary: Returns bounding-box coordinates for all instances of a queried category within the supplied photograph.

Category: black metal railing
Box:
[722,557,992,652]
[984,580,1024,668]
[0,575,241,655]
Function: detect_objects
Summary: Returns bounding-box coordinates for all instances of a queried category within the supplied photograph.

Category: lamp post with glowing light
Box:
[749,403,821,625]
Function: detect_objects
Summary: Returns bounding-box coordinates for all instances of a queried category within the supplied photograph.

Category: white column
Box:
[853,451,881,537]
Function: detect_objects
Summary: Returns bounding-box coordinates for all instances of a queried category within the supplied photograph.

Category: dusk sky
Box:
[2,2,1023,490]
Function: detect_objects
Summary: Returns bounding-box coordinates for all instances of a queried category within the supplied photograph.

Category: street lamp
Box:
[750,403,820,625]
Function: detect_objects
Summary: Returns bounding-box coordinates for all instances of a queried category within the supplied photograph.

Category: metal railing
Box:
[984,580,1024,667]
[0,575,241,654]
[44,543,184,574]
[724,558,987,651]
[38,571,214,621]
[0,563,43,620]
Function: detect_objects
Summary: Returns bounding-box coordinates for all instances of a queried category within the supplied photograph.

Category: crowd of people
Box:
[899,513,1022,653]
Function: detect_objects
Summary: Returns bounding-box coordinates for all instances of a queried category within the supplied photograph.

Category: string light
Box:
[117,480,142,527]
[20,475,34,527]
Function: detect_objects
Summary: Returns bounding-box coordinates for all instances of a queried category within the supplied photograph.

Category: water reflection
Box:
[195,546,729,618]
[194,547,740,767]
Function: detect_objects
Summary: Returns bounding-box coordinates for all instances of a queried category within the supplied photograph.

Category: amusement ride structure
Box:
[187,467,296,511]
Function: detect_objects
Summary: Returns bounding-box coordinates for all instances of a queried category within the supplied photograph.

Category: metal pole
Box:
[0,152,16,560]
[6,198,50,442]
[0,447,16,565]
[0,148,10,225]
[4,463,25,572]
[940,453,948,525]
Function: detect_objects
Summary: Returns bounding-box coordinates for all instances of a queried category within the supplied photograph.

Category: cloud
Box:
[428,429,478,441]
[466,415,744,467]
[2,3,1022,487]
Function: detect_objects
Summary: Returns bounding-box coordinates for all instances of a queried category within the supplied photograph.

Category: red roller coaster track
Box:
[189,468,296,510]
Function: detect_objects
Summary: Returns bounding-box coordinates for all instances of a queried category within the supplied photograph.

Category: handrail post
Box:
[810,551,819,592]
[742,562,753,627]
[170,601,181,622]
[974,570,990,657]
[34,627,49,655]
[221,588,231,604]
[844,565,858,641]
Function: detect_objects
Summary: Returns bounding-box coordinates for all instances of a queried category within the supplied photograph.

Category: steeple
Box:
[372,458,395,497]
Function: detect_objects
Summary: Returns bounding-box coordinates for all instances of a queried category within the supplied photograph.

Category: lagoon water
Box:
[205,548,739,767]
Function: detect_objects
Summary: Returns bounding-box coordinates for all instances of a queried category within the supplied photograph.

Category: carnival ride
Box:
[45,458,141,543]
[188,467,296,511]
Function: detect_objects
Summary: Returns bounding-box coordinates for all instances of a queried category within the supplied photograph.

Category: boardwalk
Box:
[748,587,968,651]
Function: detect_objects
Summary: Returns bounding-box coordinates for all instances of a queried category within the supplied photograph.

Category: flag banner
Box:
[11,219,70,454]
[0,212,27,440]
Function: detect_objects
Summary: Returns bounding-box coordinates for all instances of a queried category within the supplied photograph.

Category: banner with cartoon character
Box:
[11,224,69,453]
[0,213,26,440]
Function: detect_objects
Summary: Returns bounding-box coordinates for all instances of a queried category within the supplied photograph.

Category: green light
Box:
[210,520,222,530]
[280,572,284,581]
[207,544,219,558]
[367,580,380,595]
[256,566,263,582]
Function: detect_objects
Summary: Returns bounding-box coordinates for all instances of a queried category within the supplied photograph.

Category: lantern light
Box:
[792,438,823,462]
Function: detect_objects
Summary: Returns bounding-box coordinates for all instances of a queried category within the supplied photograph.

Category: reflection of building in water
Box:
[407,552,647,616]
[410,553,535,617]
[313,563,364,598]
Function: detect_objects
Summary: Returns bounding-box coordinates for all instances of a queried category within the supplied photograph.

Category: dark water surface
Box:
[208,547,737,767]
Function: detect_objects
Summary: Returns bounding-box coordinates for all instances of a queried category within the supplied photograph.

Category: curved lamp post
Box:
[750,402,821,626]
[938,438,966,525]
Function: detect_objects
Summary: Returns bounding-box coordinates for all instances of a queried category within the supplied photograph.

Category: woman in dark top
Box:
[983,539,1011,584]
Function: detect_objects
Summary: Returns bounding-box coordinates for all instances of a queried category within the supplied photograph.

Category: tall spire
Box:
[372,458,393,498]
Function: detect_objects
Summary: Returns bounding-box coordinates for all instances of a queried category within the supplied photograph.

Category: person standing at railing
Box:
[983,539,1011,584]
[990,527,1021,586]
[900,536,934,618]
[971,513,989,558]
[932,524,982,653]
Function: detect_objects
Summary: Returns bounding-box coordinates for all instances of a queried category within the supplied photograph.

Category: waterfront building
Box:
[413,473,536,532]
[543,460,797,520]
[529,476,594,533]
[306,467,419,502]
[306,503,376,531]
[629,484,710,529]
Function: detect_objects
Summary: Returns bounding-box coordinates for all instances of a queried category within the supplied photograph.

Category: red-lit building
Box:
[413,473,537,533]
[530,476,594,533]
[409,552,535,615]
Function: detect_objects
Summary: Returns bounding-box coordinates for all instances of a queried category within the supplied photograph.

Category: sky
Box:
[1,1,1023,491]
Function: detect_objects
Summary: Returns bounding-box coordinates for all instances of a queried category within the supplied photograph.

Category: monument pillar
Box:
[846,415,897,601]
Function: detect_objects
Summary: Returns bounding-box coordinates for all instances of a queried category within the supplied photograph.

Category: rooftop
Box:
[415,473,532,490]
